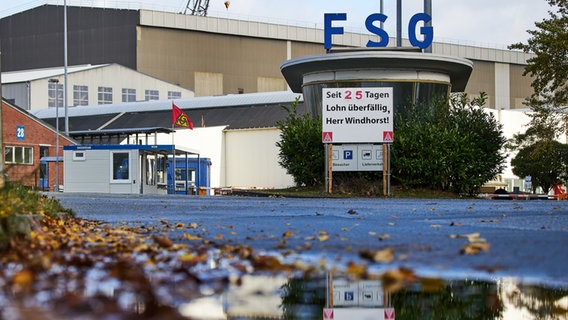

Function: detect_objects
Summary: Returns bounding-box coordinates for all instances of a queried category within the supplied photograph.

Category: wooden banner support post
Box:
[325,143,333,193]
[383,144,391,196]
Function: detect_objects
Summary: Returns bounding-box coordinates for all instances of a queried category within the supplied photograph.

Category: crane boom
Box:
[184,0,210,16]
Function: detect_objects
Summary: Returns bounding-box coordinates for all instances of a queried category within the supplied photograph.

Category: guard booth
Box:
[168,157,212,195]
[63,144,200,195]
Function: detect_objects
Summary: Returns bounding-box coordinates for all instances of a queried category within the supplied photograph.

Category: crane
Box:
[183,0,230,16]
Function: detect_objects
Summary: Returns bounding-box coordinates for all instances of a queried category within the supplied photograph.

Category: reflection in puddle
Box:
[180,272,568,320]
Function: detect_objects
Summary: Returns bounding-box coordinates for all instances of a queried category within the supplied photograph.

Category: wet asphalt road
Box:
[48,193,568,287]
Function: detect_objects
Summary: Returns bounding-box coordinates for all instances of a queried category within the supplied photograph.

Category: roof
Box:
[281,50,474,93]
[64,144,200,155]
[1,98,77,144]
[34,91,306,132]
[1,64,110,83]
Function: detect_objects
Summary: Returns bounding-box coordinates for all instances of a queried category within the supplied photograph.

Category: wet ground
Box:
[44,193,568,319]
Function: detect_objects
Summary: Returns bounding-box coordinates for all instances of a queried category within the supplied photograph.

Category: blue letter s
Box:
[365,13,389,47]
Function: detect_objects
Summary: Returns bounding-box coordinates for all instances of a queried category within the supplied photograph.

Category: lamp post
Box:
[49,78,60,192]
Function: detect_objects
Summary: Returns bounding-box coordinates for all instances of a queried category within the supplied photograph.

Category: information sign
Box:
[322,88,393,143]
[332,144,383,171]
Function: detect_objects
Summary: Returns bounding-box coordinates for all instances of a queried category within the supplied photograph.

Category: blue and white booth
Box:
[63,143,207,195]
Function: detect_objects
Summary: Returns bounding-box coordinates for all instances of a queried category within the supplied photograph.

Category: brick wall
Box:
[2,101,75,190]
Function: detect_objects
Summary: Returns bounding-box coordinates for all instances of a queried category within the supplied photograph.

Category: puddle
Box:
[178,271,568,320]
[2,245,567,320]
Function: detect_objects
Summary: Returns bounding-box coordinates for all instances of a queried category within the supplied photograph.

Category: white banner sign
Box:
[322,88,394,143]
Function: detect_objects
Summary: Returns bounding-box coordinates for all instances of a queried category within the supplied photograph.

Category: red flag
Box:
[172,102,193,129]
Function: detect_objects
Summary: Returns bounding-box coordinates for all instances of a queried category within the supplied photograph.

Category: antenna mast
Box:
[184,0,210,16]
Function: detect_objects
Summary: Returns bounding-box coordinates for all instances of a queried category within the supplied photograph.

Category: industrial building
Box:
[1,4,534,108]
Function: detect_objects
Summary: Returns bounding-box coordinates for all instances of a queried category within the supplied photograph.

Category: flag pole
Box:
[171,100,175,194]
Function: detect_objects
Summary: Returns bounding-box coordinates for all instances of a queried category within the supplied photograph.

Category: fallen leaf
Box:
[187,222,199,229]
[345,262,367,277]
[450,222,463,227]
[183,233,202,241]
[282,231,294,237]
[360,247,394,263]
[152,235,173,248]
[347,209,357,215]
[461,242,491,255]
[381,267,417,292]
[378,234,391,241]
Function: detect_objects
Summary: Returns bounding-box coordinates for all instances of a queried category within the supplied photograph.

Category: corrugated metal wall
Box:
[0,5,138,71]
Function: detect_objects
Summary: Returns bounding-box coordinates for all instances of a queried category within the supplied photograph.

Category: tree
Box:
[510,140,568,193]
[276,97,324,187]
[509,0,568,108]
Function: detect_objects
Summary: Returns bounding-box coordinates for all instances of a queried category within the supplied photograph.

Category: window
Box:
[111,152,130,182]
[5,146,33,165]
[48,83,64,108]
[98,86,113,105]
[168,91,181,100]
[39,146,49,158]
[73,85,89,106]
[145,90,159,101]
[122,88,136,102]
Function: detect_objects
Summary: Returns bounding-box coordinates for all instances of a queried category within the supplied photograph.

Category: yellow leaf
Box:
[372,248,394,263]
[215,234,224,240]
[345,262,366,277]
[282,231,294,237]
[317,234,329,241]
[378,234,391,241]
[461,242,490,255]
[183,233,202,241]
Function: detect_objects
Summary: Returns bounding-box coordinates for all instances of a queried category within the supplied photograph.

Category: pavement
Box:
[48,192,568,287]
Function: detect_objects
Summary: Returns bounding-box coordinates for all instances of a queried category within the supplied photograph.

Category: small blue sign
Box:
[16,126,25,140]
[344,150,353,160]
[344,291,354,301]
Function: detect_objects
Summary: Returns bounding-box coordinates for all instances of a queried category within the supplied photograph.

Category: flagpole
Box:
[171,100,175,194]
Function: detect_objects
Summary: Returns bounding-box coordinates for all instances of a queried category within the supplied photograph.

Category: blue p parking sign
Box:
[344,150,353,160]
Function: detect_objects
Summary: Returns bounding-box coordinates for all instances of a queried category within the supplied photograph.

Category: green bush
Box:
[0,183,74,250]
[276,97,325,187]
[392,93,506,196]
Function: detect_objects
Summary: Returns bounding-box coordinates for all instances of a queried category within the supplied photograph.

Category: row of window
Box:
[5,146,33,165]
[48,83,182,107]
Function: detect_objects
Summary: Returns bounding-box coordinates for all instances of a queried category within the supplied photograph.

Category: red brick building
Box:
[2,99,75,190]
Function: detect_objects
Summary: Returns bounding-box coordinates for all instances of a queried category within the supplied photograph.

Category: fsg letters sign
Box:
[322,88,393,143]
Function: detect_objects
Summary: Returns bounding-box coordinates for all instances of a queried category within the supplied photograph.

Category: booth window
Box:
[5,146,33,165]
[111,152,130,181]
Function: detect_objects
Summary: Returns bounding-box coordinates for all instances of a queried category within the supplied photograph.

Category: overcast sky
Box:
[0,0,555,48]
